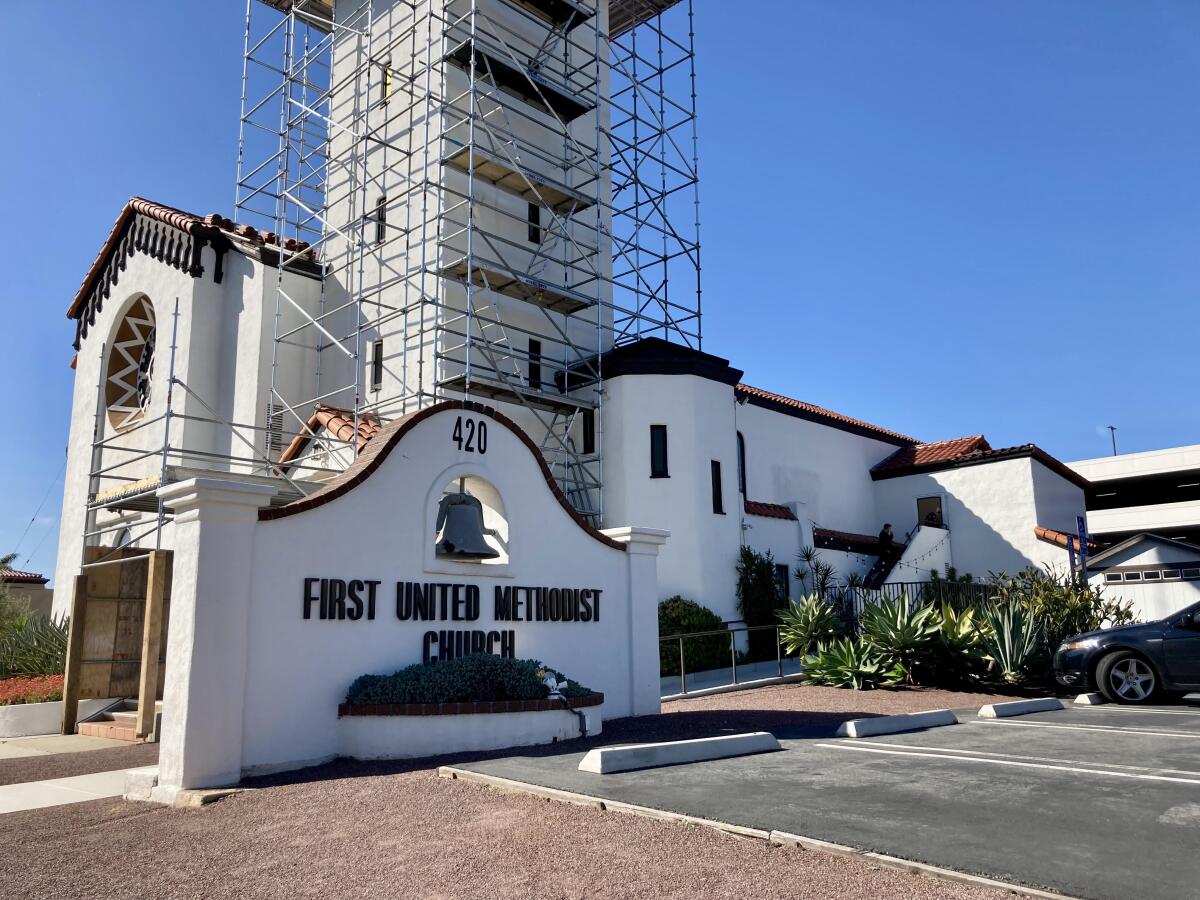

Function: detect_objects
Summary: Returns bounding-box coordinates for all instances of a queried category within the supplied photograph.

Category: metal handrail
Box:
[660,622,792,696]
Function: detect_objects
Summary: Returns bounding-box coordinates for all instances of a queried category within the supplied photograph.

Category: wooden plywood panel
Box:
[79,662,112,699]
[82,601,119,662]
[110,661,140,697]
[113,601,143,661]
[118,556,149,599]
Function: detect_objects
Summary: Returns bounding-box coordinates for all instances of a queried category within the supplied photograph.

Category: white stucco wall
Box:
[155,404,665,789]
[873,457,1084,580]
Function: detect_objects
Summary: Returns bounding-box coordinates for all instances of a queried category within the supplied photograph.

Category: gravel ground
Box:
[0,684,1014,899]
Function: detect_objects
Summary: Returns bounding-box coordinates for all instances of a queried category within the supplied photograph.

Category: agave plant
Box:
[801,639,900,690]
[777,594,840,656]
[979,602,1041,685]
[0,614,69,679]
[859,595,939,684]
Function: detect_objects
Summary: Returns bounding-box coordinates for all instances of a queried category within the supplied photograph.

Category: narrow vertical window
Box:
[370,340,384,391]
[381,63,393,104]
[375,195,387,245]
[581,409,596,455]
[650,424,669,478]
[774,564,790,600]
[711,460,724,514]
[527,202,541,244]
[528,338,542,389]
[736,431,747,496]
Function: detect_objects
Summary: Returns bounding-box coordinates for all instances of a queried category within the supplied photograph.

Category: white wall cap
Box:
[601,526,671,555]
[156,477,279,513]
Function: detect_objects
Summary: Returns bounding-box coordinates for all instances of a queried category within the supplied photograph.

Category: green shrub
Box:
[801,639,900,690]
[345,655,593,705]
[925,602,988,687]
[737,546,786,660]
[777,594,840,656]
[658,596,729,676]
[859,595,939,684]
[0,614,68,679]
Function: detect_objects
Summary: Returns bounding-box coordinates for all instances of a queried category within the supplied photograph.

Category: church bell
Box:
[435,487,500,560]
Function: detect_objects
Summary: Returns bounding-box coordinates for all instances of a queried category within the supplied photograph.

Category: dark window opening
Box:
[736,431,747,496]
[582,409,595,455]
[774,564,790,600]
[527,202,541,244]
[650,424,669,478]
[380,62,393,104]
[917,496,944,529]
[370,340,384,391]
[375,195,387,245]
[528,339,542,389]
[711,460,724,514]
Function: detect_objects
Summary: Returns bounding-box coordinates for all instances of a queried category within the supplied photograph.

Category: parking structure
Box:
[451,699,1200,900]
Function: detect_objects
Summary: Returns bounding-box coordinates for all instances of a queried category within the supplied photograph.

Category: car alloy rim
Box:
[1110,658,1155,701]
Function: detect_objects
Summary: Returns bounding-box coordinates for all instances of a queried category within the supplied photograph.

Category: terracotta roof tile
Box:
[277,405,384,468]
[872,435,992,474]
[1034,526,1101,554]
[67,196,315,321]
[735,384,916,446]
[871,438,1090,489]
[0,567,48,585]
[743,500,797,521]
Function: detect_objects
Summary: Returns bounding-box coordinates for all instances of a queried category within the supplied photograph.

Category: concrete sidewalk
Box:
[0,768,129,815]
[0,733,131,760]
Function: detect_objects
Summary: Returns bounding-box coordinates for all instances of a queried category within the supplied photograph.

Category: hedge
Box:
[345,655,593,705]
[659,595,729,677]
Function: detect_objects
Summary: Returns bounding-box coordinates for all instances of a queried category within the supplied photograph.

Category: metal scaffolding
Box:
[234,0,701,524]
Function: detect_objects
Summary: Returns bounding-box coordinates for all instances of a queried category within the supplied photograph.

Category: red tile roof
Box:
[871,437,1090,489]
[67,197,314,321]
[278,406,384,469]
[1034,526,1101,554]
[735,384,916,446]
[0,567,48,586]
[743,500,797,521]
[872,435,992,474]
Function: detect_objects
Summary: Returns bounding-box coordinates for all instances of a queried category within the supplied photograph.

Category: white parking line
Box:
[1073,705,1200,719]
[967,719,1200,739]
[840,739,1200,778]
[815,742,1200,786]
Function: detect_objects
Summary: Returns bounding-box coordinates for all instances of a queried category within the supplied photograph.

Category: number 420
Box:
[452,416,487,454]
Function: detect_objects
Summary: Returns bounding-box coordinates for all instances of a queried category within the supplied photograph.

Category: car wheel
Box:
[1096,651,1160,704]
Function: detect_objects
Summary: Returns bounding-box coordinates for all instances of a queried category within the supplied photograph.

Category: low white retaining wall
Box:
[338,700,604,760]
[0,698,117,739]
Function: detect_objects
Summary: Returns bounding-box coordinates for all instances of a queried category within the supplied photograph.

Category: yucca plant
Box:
[859,595,939,684]
[979,602,1041,685]
[0,614,69,679]
[923,602,988,686]
[777,594,840,656]
[801,639,900,690]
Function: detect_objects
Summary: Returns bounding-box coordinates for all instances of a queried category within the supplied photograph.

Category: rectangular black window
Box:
[774,564,790,600]
[527,202,541,244]
[375,195,387,245]
[370,340,384,391]
[917,495,944,528]
[582,408,596,455]
[528,339,542,389]
[711,460,724,514]
[380,63,393,105]
[650,424,669,478]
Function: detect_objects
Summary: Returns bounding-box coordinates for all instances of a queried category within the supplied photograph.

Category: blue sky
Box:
[1,1,1197,582]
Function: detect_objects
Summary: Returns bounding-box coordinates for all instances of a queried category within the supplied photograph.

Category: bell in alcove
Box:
[435,481,500,559]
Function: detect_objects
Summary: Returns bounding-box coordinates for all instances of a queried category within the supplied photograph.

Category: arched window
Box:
[736,431,747,496]
[104,295,156,430]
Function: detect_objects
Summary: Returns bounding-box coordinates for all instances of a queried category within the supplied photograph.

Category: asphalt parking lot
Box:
[454,699,1200,899]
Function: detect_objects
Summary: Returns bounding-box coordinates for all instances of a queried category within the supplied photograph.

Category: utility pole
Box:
[1107,425,1118,456]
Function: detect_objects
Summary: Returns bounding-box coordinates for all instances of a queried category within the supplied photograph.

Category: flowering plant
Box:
[0,674,65,706]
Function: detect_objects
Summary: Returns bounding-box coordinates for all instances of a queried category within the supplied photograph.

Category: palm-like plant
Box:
[859,594,939,684]
[801,639,900,690]
[979,602,1041,685]
[0,614,68,678]
[777,594,840,656]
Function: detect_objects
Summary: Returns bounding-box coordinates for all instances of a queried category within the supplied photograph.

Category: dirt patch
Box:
[0,742,158,787]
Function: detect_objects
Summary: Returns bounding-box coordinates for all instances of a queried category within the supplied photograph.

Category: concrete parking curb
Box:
[1073,693,1105,706]
[978,698,1065,718]
[577,732,780,773]
[439,766,1072,898]
[835,709,957,738]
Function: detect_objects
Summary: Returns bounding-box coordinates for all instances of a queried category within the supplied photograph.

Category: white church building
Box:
[53,0,1092,633]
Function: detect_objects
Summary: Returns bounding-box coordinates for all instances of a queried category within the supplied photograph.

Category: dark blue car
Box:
[1054,600,1200,703]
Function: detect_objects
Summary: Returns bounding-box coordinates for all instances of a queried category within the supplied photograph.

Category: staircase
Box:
[77,699,161,743]
[864,543,905,589]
